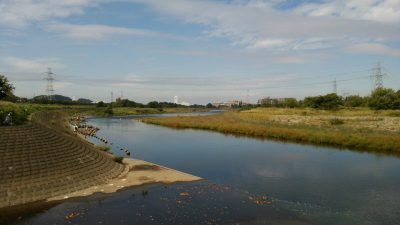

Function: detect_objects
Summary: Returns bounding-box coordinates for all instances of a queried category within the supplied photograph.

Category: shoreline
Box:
[48,158,202,201]
[141,109,400,155]
[46,111,202,201]
[0,110,202,211]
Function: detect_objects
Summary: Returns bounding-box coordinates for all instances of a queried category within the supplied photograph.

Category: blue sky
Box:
[0,0,399,104]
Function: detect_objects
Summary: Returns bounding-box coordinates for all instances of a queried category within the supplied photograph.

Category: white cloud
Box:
[272,53,332,64]
[0,0,95,27]
[46,23,161,41]
[129,0,400,52]
[346,43,400,57]
[104,73,301,91]
[2,57,64,72]
[295,0,400,23]
[247,38,293,50]
[2,0,399,54]
[273,55,309,64]
[53,81,72,90]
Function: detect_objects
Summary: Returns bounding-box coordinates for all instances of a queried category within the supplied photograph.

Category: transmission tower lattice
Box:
[371,63,385,90]
[45,68,55,100]
[333,78,337,94]
[246,89,250,104]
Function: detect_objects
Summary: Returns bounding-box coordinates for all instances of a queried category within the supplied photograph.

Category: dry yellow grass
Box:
[142,108,400,154]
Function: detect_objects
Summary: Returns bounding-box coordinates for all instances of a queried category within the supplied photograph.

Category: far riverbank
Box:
[142,107,400,154]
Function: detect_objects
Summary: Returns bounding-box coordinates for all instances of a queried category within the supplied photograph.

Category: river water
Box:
[5,113,400,225]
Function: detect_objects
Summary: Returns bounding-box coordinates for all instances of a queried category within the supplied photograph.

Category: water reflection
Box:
[3,115,400,225]
[5,181,316,225]
[85,117,400,225]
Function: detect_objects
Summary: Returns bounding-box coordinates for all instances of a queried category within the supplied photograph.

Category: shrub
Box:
[114,156,124,164]
[344,95,365,107]
[103,106,114,116]
[0,107,29,125]
[96,145,110,152]
[304,93,343,110]
[369,88,400,110]
[96,101,106,107]
[283,98,299,108]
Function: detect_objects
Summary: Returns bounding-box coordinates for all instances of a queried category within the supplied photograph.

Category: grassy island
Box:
[142,108,400,154]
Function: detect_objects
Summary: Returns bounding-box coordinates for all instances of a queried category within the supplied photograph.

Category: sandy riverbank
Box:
[46,111,202,200]
[48,159,202,201]
[0,110,201,210]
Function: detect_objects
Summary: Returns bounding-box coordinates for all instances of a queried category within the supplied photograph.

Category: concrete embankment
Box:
[0,111,200,209]
[0,111,124,208]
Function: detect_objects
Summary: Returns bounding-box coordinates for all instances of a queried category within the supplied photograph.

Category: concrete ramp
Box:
[0,123,124,208]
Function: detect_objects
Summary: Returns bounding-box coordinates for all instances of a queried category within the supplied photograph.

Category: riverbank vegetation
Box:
[142,107,400,154]
[257,88,400,110]
[0,101,77,125]
[0,101,209,125]
[1,74,209,123]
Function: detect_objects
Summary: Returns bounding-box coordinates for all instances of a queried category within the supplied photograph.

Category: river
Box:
[7,112,400,225]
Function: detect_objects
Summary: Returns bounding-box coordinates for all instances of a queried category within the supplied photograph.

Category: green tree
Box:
[368,88,399,110]
[96,101,106,107]
[147,101,161,108]
[395,90,400,109]
[114,98,144,107]
[283,98,298,108]
[304,93,342,110]
[0,75,15,100]
[104,105,114,116]
[344,95,365,107]
[206,103,214,108]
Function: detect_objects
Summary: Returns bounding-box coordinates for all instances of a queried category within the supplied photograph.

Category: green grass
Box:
[0,101,78,125]
[73,106,208,117]
[141,108,400,154]
[0,101,209,125]
[110,107,208,116]
[329,118,345,125]
[114,156,124,164]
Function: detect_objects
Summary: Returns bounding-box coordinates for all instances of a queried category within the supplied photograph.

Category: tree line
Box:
[1,74,400,110]
[0,75,202,108]
[259,88,400,110]
[96,98,204,108]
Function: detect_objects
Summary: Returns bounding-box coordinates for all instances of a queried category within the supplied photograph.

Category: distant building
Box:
[180,101,191,106]
[212,100,242,108]
[173,96,190,106]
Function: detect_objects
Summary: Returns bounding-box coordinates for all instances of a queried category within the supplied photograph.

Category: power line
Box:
[371,62,386,91]
[246,89,250,104]
[6,67,377,94]
[333,77,337,94]
[251,75,372,90]
[303,69,372,79]
[110,92,114,104]
[45,68,55,100]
